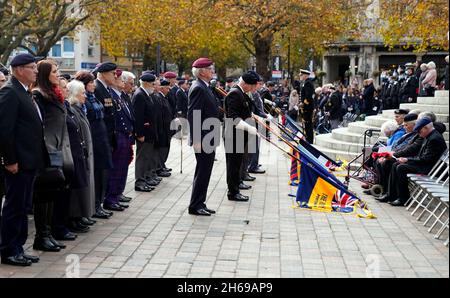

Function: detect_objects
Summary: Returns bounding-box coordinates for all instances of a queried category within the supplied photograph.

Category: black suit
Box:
[224,86,253,196]
[300,79,315,143]
[187,79,220,211]
[95,79,117,150]
[363,83,376,115]
[0,77,45,258]
[176,88,189,118]
[387,129,447,203]
[168,85,179,119]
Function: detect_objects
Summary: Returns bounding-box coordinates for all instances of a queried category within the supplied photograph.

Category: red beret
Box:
[115,69,123,77]
[192,57,213,68]
[163,71,177,79]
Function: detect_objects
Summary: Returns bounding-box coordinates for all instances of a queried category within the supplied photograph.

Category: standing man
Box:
[188,58,221,216]
[133,73,160,192]
[363,78,376,116]
[224,71,259,202]
[155,79,173,177]
[0,54,44,266]
[400,64,418,103]
[299,69,315,143]
[176,79,190,138]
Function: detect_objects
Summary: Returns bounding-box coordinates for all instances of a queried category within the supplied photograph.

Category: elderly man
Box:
[0,71,7,89]
[187,58,221,216]
[381,118,447,206]
[224,71,260,202]
[299,69,315,143]
[155,79,173,178]
[0,54,45,266]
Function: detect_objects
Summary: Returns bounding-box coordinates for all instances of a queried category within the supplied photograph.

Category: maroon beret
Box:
[163,71,177,79]
[192,57,213,68]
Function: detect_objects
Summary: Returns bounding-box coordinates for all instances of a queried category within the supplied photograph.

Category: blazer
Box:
[176,88,189,117]
[94,79,117,149]
[132,87,159,144]
[0,77,45,170]
[407,129,447,172]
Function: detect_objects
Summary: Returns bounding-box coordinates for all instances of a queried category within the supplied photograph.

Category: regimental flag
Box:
[290,149,301,186]
[294,143,375,218]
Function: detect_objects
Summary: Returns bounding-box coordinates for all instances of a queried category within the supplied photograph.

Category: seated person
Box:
[377,117,447,206]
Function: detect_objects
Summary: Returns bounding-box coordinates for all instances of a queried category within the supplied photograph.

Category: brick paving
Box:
[0,138,448,278]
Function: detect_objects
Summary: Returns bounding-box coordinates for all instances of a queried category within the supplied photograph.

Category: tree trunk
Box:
[253,33,273,81]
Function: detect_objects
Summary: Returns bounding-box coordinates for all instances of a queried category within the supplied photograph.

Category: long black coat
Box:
[167,85,179,118]
[95,79,117,149]
[175,88,189,117]
[300,79,315,116]
[224,86,253,147]
[363,83,375,115]
[0,77,46,170]
[155,93,172,148]
[187,79,221,148]
[325,91,342,121]
[132,87,159,144]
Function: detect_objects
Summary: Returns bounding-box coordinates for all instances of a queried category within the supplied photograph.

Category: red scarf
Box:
[53,86,65,104]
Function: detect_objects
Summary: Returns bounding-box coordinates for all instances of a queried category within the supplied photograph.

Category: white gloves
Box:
[267,114,273,121]
[236,120,258,135]
[294,106,299,111]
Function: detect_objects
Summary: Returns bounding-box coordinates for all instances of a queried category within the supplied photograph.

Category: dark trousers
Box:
[240,143,249,182]
[304,118,314,144]
[189,151,215,210]
[159,146,170,170]
[0,169,37,257]
[94,168,109,211]
[52,189,71,237]
[227,152,244,196]
[387,162,424,203]
[135,141,158,185]
[375,159,396,194]
[248,136,261,171]
[0,174,4,229]
[105,132,132,205]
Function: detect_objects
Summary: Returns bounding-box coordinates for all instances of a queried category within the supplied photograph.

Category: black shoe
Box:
[389,199,405,207]
[21,253,39,263]
[119,195,132,203]
[153,177,163,182]
[103,203,125,212]
[68,221,90,233]
[80,217,95,226]
[33,237,61,252]
[119,203,129,209]
[239,183,252,190]
[163,168,172,172]
[363,190,372,195]
[204,208,216,214]
[146,180,160,187]
[100,207,113,216]
[188,208,211,216]
[92,211,110,219]
[376,194,391,203]
[48,235,66,249]
[1,255,32,267]
[243,175,256,182]
[135,185,154,192]
[228,193,250,202]
[249,168,266,174]
[157,171,171,178]
[54,231,77,241]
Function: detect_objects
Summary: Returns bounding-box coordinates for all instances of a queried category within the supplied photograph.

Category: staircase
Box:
[314,90,450,164]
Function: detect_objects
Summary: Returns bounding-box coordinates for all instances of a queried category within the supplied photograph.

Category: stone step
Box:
[382,109,449,123]
[312,144,360,164]
[400,103,449,114]
[417,96,449,105]
[435,90,449,97]
[315,133,363,153]
[331,127,381,144]
[348,122,382,135]
[365,115,390,128]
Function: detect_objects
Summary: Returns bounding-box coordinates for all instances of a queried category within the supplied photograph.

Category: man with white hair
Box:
[0,72,7,89]
[187,57,220,216]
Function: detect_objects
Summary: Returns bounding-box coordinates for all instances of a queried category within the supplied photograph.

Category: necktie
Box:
[28,90,43,122]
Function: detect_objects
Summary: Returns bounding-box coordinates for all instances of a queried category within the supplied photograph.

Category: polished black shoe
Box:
[363,190,373,195]
[188,208,211,216]
[1,255,32,267]
[239,183,252,190]
[68,221,90,233]
[103,203,125,212]
[119,195,132,203]
[376,194,391,203]
[54,231,77,241]
[157,171,171,178]
[243,175,256,182]
[80,217,95,226]
[22,253,39,263]
[146,179,160,187]
[204,208,216,214]
[101,208,113,216]
[389,199,405,207]
[92,211,110,219]
[249,168,266,174]
[153,177,163,182]
[228,193,250,202]
[163,168,172,172]
[33,237,61,252]
[118,202,129,209]
[49,235,66,249]
[135,185,154,192]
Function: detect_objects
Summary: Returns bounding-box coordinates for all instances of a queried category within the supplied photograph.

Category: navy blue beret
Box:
[242,71,260,85]
[96,62,117,73]
[10,53,41,67]
[160,79,170,87]
[140,73,156,82]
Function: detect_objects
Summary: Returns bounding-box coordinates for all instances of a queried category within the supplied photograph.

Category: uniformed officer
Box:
[133,73,160,192]
[400,64,418,104]
[155,79,173,177]
[299,69,315,143]
[224,71,259,202]
[187,58,221,216]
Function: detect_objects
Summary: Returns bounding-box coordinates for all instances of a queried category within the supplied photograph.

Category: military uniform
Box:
[300,77,315,143]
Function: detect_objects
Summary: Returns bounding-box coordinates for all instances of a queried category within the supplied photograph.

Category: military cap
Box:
[300,69,311,75]
[140,72,156,82]
[394,109,409,115]
[115,69,123,77]
[242,70,260,85]
[10,53,42,67]
[404,113,418,122]
[192,57,214,68]
[163,72,177,79]
[413,117,432,132]
[160,79,170,86]
[96,62,117,73]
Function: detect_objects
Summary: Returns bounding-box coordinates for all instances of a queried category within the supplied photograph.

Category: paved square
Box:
[0,139,448,278]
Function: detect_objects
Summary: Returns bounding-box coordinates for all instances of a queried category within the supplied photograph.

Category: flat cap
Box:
[96,62,117,73]
[140,72,156,82]
[10,53,41,67]
[413,117,432,132]
[242,70,260,85]
[192,57,214,68]
[163,72,177,79]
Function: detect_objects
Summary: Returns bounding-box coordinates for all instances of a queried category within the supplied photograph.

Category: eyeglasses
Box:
[20,65,38,70]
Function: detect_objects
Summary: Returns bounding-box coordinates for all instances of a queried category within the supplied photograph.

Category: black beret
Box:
[178,79,186,85]
[394,109,409,115]
[404,113,418,122]
[0,67,9,76]
[160,79,170,86]
[96,62,117,73]
[140,73,156,82]
[10,53,41,67]
[266,81,275,87]
[242,70,260,85]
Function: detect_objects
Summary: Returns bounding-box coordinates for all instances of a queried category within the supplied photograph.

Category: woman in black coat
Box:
[32,60,74,252]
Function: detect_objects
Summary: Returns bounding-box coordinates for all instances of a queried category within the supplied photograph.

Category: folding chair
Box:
[433,196,449,247]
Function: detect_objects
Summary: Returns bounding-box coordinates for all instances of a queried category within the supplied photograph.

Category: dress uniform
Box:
[224,71,259,202]
[299,69,315,143]
[188,58,220,216]
[133,73,160,192]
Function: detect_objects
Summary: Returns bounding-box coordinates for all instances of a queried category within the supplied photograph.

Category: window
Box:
[88,40,94,57]
[52,44,61,57]
[63,38,74,52]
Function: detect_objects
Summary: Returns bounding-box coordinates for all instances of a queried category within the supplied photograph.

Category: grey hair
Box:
[121,71,136,82]
[427,61,436,69]
[192,67,201,79]
[67,80,86,105]
[409,109,422,115]
[418,111,437,123]
[420,63,428,71]
[381,120,399,137]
